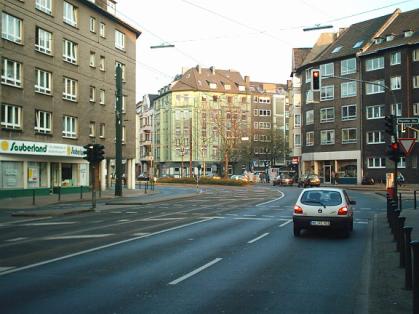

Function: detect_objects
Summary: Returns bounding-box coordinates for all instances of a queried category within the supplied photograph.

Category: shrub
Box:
[157,176,250,186]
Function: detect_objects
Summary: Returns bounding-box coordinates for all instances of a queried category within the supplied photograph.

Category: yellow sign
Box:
[1,140,9,151]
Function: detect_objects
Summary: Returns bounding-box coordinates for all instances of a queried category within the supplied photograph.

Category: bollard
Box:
[144,181,147,194]
[396,216,406,253]
[32,189,36,205]
[399,193,402,212]
[415,191,417,210]
[80,185,83,199]
[399,216,406,266]
[58,186,61,201]
[405,227,413,290]
[390,209,400,236]
[410,240,419,312]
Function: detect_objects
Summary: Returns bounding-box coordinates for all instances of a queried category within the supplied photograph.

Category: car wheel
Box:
[293,225,301,237]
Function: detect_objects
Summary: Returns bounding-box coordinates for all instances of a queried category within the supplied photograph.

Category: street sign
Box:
[397,117,419,124]
[398,138,416,156]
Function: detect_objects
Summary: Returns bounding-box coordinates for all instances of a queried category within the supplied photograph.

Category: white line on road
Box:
[23,222,76,226]
[118,219,131,222]
[126,212,138,214]
[279,220,293,227]
[43,234,113,240]
[262,215,275,218]
[248,233,270,244]
[0,267,15,273]
[169,258,223,285]
[142,218,183,221]
[0,218,214,277]
[234,217,272,221]
[256,191,285,207]
[243,214,257,217]
[132,233,150,236]
[11,217,52,224]
[5,237,27,242]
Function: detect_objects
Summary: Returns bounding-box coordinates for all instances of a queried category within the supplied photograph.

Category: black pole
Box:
[410,240,419,312]
[80,185,83,199]
[399,193,402,212]
[415,191,417,210]
[91,164,96,209]
[58,186,61,201]
[32,189,35,205]
[115,64,123,197]
[405,227,413,290]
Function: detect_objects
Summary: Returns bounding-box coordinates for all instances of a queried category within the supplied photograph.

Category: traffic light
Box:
[83,144,94,163]
[93,144,105,163]
[387,142,403,163]
[384,115,396,137]
[311,69,321,91]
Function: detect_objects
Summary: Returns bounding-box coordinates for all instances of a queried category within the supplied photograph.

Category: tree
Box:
[270,130,290,166]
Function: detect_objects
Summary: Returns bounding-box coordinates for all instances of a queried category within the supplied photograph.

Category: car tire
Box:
[293,225,301,237]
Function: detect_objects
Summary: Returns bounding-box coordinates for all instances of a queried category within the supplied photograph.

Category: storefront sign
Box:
[0,139,85,158]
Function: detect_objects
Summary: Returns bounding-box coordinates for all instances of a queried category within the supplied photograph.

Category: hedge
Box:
[157,176,250,186]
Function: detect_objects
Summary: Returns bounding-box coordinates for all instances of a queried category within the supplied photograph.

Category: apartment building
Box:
[0,0,141,196]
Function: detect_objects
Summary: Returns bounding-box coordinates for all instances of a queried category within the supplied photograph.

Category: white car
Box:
[292,187,356,237]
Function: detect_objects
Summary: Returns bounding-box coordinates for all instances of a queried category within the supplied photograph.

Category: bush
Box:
[157,176,250,186]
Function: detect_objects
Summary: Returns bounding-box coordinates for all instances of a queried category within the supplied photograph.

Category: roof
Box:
[249,81,287,94]
[291,48,311,74]
[168,66,248,93]
[359,8,419,56]
[300,32,337,68]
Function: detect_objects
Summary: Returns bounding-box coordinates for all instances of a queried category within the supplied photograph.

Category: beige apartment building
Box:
[0,0,140,197]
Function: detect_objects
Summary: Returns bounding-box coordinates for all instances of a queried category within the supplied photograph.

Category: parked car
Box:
[293,187,356,237]
[362,177,375,185]
[297,174,321,188]
[230,175,248,182]
[272,174,294,186]
[137,173,150,181]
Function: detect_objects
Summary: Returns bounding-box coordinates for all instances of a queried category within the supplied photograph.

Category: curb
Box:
[11,208,95,217]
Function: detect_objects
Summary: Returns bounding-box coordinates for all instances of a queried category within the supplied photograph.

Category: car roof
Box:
[302,187,345,192]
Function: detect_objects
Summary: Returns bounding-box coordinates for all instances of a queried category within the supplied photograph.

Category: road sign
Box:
[398,138,416,156]
[397,117,419,124]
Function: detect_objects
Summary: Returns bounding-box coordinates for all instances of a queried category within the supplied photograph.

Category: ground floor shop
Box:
[301,150,361,184]
[157,162,219,178]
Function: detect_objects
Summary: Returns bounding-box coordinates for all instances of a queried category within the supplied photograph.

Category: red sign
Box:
[291,156,300,165]
[398,138,416,156]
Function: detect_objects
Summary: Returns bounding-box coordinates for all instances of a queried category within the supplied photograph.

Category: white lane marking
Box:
[279,220,293,227]
[23,222,76,226]
[226,214,238,217]
[5,237,27,242]
[142,218,183,221]
[256,191,285,207]
[200,216,225,219]
[244,214,257,217]
[0,267,15,273]
[248,233,270,244]
[11,217,52,224]
[262,215,275,218]
[360,208,372,210]
[169,258,223,285]
[132,233,150,236]
[355,221,369,224]
[126,212,138,214]
[43,234,113,240]
[234,217,272,221]
[118,219,131,222]
[0,218,214,277]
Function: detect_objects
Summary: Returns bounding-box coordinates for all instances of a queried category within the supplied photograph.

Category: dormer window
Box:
[404,30,414,38]
[353,40,363,49]
[224,84,231,90]
[332,46,343,53]
[238,85,245,92]
[209,82,217,89]
[374,37,384,44]
[386,34,395,42]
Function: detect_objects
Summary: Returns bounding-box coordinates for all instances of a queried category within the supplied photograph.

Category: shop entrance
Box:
[50,163,60,187]
[324,165,332,184]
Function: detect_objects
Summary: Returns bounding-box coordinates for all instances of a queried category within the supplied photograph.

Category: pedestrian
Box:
[334,172,339,185]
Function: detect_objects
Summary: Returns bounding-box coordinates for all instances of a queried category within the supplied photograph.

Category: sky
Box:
[115,0,419,101]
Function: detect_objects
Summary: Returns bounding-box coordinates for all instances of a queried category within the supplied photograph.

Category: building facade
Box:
[0,0,140,195]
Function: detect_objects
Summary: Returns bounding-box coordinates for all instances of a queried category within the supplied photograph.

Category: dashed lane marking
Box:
[0,267,15,273]
[248,233,270,244]
[169,258,223,285]
[279,220,293,227]
[5,237,27,242]
[43,234,114,240]
[22,222,76,226]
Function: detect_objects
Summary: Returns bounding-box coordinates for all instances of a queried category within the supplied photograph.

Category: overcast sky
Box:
[115,0,418,100]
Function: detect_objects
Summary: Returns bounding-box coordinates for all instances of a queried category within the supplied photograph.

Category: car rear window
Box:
[300,190,342,206]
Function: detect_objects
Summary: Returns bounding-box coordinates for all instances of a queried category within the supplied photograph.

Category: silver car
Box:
[292,188,356,237]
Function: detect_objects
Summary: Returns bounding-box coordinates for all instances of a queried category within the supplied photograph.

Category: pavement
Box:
[1,182,418,313]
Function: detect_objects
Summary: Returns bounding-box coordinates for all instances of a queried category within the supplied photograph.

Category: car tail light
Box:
[338,206,348,215]
[294,205,303,214]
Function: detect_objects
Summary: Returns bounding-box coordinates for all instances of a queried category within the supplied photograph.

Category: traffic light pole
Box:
[115,65,123,197]
[91,164,96,209]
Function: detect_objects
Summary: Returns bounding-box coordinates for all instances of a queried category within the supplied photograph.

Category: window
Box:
[1,58,22,87]
[63,39,77,64]
[368,157,385,168]
[115,61,125,80]
[294,134,301,147]
[259,122,271,129]
[391,76,401,90]
[89,121,95,137]
[320,107,335,123]
[413,75,419,88]
[63,77,77,101]
[306,90,313,103]
[413,48,419,62]
[320,63,334,77]
[209,82,217,89]
[36,0,52,15]
[62,116,77,138]
[341,58,356,75]
[320,85,334,101]
[391,52,401,65]
[342,128,357,144]
[306,131,314,146]
[115,30,125,50]
[342,104,356,121]
[89,86,95,102]
[35,69,52,94]
[341,81,356,98]
[366,80,385,94]
[35,27,52,55]
[122,126,126,143]
[99,23,105,37]
[100,89,105,104]
[306,109,314,125]
[414,103,419,116]
[253,109,258,116]
[294,114,301,127]
[353,41,363,49]
[391,103,402,116]
[122,95,126,113]
[100,123,105,138]
[35,110,51,134]
[398,157,406,169]
[305,68,312,82]
[320,130,335,145]
[366,57,384,71]
[366,105,385,119]
[258,109,271,116]
[1,104,21,129]
[89,52,95,67]
[63,2,77,27]
[100,56,105,71]
[89,17,96,33]
[2,12,22,43]
[332,46,342,53]
[367,131,384,144]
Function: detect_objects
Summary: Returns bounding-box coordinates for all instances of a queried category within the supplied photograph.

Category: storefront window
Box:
[27,162,48,188]
[61,163,75,186]
[338,161,357,178]
[0,161,23,189]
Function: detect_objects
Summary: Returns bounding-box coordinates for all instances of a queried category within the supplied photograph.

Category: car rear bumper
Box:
[293,215,352,229]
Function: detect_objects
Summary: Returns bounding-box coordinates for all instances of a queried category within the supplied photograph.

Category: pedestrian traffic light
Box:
[83,144,94,163]
[384,115,396,137]
[311,69,321,91]
[93,144,105,163]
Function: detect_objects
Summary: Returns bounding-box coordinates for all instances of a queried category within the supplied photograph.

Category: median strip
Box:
[169,258,223,285]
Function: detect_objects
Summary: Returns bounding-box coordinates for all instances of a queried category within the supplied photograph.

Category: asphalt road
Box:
[0,185,386,313]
